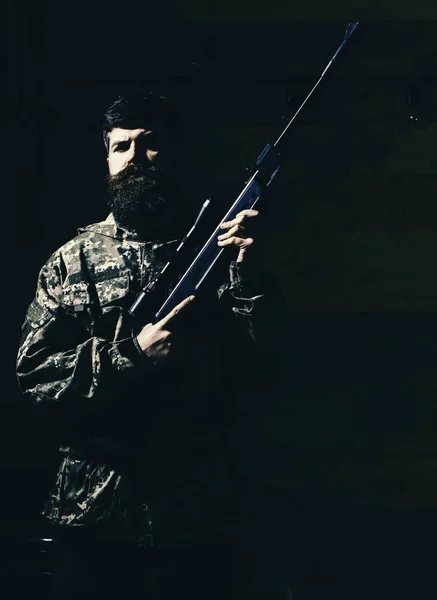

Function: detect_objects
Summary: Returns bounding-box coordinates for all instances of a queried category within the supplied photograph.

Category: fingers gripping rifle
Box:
[128,22,359,324]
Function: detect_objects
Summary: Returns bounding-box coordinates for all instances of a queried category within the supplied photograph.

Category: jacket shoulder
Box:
[45,225,121,279]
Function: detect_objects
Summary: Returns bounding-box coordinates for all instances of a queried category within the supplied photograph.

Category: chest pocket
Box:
[62,276,130,312]
[94,275,130,308]
[62,281,92,311]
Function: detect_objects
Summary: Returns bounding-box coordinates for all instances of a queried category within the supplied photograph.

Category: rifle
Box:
[128,22,359,323]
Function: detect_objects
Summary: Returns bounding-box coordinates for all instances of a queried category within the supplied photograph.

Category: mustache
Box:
[106,163,164,185]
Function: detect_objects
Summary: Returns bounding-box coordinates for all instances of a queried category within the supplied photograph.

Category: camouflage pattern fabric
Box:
[16,213,264,546]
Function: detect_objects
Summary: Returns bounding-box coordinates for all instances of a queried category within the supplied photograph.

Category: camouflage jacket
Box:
[16,214,264,547]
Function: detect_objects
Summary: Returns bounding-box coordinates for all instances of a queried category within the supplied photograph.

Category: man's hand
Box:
[136,295,195,368]
[217,209,260,262]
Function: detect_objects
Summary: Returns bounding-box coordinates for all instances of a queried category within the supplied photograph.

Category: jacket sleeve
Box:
[217,260,268,344]
[16,252,152,412]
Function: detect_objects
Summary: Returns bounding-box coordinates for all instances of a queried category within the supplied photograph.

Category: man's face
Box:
[107,126,167,175]
[105,123,183,238]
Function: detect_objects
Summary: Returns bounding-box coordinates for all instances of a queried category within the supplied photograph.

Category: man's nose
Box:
[124,142,136,165]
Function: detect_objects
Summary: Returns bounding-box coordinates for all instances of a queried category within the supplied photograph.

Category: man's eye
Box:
[114,143,129,152]
[141,136,160,151]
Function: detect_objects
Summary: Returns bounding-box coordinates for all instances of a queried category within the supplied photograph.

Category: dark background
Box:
[5,3,437,597]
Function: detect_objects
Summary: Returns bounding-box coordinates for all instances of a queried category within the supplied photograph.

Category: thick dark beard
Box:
[106,164,181,240]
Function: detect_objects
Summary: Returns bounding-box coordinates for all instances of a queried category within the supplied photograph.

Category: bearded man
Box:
[16,92,270,599]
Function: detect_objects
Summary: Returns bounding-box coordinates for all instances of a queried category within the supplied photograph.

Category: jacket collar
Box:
[78,213,180,252]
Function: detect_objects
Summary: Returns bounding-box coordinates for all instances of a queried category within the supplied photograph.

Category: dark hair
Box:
[102,92,183,153]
